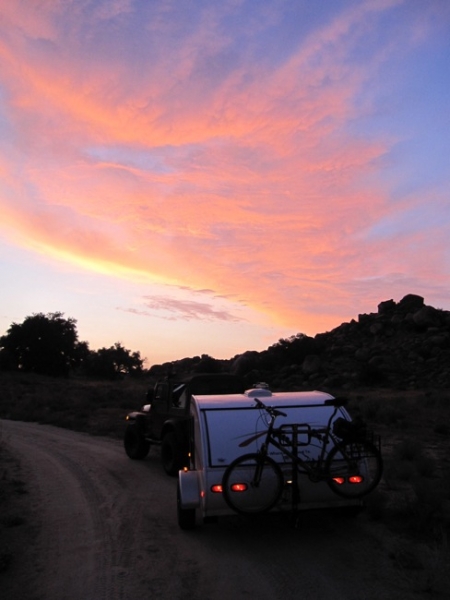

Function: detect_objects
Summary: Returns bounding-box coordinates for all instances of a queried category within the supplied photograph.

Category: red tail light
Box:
[349,475,364,484]
[230,483,248,492]
[332,477,345,485]
[211,484,223,493]
[332,475,364,485]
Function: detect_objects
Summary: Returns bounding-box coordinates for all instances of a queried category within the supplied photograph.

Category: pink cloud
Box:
[0,0,448,335]
[122,296,244,322]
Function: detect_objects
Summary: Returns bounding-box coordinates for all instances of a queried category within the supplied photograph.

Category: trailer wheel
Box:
[161,431,182,476]
[177,483,196,529]
[124,423,150,459]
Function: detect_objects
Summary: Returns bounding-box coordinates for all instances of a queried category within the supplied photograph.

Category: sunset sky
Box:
[1,0,449,366]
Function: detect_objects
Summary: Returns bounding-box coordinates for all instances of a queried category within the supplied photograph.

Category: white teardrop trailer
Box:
[177,384,382,528]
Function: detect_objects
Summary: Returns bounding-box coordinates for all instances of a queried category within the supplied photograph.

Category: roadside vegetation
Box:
[347,388,450,594]
[0,371,149,438]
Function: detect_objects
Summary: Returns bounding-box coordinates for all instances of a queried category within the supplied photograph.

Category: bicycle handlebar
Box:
[254,398,287,418]
[255,395,347,421]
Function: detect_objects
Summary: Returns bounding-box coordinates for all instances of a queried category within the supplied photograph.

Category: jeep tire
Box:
[161,431,183,476]
[124,423,151,460]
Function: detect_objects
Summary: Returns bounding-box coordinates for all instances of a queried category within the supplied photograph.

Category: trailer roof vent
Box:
[245,383,272,397]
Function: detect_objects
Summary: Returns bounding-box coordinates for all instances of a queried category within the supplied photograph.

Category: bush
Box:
[434,422,449,436]
[364,489,388,520]
[390,536,450,594]
[395,438,423,461]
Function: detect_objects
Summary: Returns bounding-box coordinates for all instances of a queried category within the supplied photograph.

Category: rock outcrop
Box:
[233,294,450,390]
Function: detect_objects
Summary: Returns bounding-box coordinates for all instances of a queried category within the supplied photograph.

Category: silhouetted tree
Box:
[193,354,221,373]
[0,312,88,376]
[86,342,144,379]
[262,333,317,368]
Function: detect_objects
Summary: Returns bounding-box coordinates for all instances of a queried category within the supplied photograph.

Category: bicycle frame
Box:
[254,400,342,483]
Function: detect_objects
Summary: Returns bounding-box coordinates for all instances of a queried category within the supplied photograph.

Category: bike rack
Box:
[277,423,312,447]
[275,424,314,519]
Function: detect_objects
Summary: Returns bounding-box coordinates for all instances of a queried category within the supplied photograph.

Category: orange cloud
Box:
[0,0,448,337]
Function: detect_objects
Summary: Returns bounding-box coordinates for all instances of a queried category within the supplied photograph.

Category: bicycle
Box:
[221,397,383,515]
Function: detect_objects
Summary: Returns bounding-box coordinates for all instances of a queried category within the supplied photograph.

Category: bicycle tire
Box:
[222,453,284,515]
[325,440,383,499]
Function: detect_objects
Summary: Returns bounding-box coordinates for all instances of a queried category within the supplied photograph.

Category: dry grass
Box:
[345,388,450,594]
[0,371,151,438]
[347,389,450,525]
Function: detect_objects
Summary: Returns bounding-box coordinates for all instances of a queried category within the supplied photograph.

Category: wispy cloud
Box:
[121,295,244,322]
[0,0,449,342]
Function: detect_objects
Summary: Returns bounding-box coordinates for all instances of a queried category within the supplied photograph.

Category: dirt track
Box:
[0,419,419,600]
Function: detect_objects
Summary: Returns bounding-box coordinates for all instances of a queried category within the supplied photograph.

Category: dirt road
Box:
[1,419,413,600]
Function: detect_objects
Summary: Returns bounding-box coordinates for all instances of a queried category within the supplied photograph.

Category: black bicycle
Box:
[222,397,383,515]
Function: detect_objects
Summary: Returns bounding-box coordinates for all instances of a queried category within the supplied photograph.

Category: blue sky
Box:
[0,0,449,365]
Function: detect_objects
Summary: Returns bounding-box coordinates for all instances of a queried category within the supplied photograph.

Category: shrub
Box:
[364,489,387,520]
[395,438,423,461]
[434,422,449,435]
[391,536,450,594]
[383,458,415,486]
[415,454,437,478]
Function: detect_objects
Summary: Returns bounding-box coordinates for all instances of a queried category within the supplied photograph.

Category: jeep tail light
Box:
[211,484,223,493]
[230,483,248,492]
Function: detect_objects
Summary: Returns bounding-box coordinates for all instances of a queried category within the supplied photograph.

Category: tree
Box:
[262,333,317,368]
[86,342,144,379]
[193,354,221,373]
[0,312,88,376]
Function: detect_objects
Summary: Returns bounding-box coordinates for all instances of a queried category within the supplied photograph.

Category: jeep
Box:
[123,373,245,475]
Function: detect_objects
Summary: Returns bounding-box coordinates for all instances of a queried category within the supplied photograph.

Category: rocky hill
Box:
[230,293,450,391]
[156,293,450,391]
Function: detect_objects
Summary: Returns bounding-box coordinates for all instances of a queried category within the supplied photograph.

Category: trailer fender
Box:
[178,470,201,509]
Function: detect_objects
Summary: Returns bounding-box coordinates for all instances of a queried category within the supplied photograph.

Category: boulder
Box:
[398,294,424,312]
[378,299,396,315]
[413,306,440,329]
[302,354,321,376]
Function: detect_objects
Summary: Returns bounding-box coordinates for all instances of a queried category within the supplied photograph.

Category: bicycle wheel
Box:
[325,441,383,499]
[222,453,284,515]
